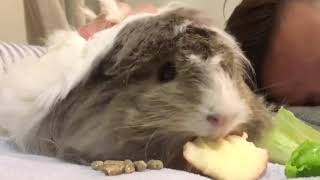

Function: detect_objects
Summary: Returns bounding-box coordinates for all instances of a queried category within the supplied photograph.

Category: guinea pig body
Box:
[0,4,272,169]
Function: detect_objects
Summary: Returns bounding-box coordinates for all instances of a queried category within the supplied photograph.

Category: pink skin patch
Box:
[78,2,157,40]
[79,15,115,40]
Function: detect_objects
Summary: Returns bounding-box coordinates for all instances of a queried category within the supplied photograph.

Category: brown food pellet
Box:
[124,159,135,174]
[90,159,163,175]
[91,161,104,170]
[103,160,124,166]
[147,160,164,170]
[102,163,125,176]
[133,160,147,172]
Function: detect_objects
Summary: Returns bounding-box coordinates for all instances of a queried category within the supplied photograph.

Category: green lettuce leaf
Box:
[285,141,320,178]
[257,107,320,165]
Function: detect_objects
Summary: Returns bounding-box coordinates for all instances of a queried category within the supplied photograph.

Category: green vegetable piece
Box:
[257,107,320,164]
[285,141,320,178]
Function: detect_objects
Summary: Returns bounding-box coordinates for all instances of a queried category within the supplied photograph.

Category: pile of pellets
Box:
[91,159,164,176]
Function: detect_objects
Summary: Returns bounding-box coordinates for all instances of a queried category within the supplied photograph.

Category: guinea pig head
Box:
[89,7,272,142]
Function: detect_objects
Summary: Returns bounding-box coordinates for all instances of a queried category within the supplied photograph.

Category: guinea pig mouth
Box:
[189,136,198,142]
[206,114,221,127]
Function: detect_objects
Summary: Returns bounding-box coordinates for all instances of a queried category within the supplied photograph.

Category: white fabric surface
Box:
[0,137,304,180]
[1,136,320,180]
[0,138,210,180]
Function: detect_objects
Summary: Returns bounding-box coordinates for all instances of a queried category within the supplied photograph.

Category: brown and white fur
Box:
[0,2,272,170]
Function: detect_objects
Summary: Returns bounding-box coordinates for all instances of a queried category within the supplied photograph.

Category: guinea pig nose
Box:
[206,114,220,126]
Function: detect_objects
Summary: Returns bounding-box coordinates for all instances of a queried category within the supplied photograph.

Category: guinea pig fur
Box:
[0,4,272,170]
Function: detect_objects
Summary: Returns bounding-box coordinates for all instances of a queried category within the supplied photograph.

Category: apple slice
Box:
[183,133,268,180]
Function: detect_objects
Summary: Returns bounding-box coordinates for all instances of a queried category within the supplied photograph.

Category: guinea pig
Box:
[0,3,272,170]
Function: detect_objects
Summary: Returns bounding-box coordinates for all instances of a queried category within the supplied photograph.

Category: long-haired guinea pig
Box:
[0,3,272,170]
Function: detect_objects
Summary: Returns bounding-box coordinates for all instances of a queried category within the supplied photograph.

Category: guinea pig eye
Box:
[158,62,176,82]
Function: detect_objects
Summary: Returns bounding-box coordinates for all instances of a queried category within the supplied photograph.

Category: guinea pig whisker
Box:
[111,124,146,131]
[254,80,290,92]
[144,130,158,160]
[250,109,274,114]
[38,137,56,146]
